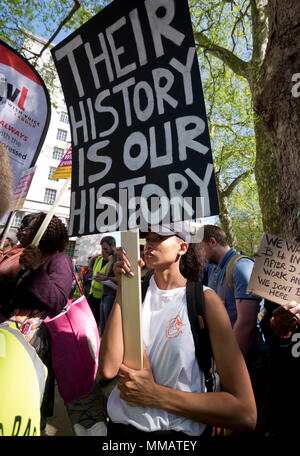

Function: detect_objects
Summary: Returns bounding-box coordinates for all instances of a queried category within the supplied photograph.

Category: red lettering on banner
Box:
[18,87,28,111]
[0,120,28,141]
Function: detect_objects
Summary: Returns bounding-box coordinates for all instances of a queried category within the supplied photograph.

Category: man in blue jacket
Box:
[200,224,267,429]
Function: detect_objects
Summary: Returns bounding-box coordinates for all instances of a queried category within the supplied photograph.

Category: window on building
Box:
[60,112,69,124]
[48,166,58,181]
[56,129,67,142]
[53,147,64,160]
[44,188,57,204]
[12,211,24,228]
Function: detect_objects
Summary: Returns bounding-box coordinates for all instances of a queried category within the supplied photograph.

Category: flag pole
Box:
[32,178,71,247]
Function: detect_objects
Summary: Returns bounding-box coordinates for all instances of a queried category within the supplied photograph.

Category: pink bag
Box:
[44,276,100,405]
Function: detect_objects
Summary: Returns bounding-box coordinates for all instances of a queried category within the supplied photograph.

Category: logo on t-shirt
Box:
[166,314,185,339]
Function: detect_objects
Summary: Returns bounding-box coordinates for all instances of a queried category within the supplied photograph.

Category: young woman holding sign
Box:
[99,227,256,437]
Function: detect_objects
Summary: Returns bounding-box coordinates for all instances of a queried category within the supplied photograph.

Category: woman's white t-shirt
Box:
[107,276,210,436]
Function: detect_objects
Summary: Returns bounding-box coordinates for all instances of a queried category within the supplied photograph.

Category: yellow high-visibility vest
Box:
[0,322,47,436]
[89,256,108,299]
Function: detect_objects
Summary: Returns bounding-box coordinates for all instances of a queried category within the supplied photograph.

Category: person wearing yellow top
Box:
[0,322,47,436]
[88,237,114,324]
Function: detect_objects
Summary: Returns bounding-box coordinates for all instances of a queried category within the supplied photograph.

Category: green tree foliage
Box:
[191,0,283,239]
[0,1,108,49]
[198,45,262,251]
[0,1,110,104]
[230,176,263,256]
[0,0,38,50]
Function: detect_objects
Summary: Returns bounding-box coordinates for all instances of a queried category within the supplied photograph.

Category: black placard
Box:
[52,0,219,236]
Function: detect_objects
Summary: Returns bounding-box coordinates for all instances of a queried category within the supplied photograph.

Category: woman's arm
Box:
[233,298,260,355]
[98,286,124,379]
[98,248,134,379]
[24,251,73,316]
[117,289,257,431]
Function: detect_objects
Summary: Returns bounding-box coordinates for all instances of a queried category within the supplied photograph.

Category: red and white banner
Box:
[11,166,37,211]
[0,39,51,195]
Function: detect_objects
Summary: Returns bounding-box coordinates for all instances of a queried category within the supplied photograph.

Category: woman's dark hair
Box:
[27,213,69,253]
[180,242,204,282]
[20,213,40,230]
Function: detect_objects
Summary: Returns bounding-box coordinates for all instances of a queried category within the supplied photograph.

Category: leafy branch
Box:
[223,168,254,198]
[35,0,81,60]
[194,30,250,79]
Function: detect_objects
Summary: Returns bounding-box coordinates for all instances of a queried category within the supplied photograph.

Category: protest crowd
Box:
[0,141,299,437]
[0,0,299,443]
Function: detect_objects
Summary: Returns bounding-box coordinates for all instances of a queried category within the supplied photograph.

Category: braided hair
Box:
[26,213,69,253]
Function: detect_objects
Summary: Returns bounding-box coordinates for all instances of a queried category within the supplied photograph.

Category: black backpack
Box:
[141,271,216,392]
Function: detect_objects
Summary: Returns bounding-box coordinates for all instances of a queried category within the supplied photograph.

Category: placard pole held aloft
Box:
[0,211,15,249]
[32,178,71,247]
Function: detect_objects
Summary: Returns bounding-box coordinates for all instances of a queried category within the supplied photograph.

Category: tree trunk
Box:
[215,175,238,247]
[254,0,300,243]
[253,114,282,236]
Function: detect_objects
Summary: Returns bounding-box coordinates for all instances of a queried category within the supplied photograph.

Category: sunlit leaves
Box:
[0,0,110,52]
[190,1,264,251]
[190,0,254,61]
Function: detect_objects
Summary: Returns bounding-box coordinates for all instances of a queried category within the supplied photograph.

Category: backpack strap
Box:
[72,269,83,296]
[141,269,154,302]
[186,281,214,392]
[225,254,253,295]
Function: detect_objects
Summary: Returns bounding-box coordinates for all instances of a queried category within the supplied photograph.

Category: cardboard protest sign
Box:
[11,166,36,211]
[247,233,300,305]
[51,146,72,180]
[121,229,143,370]
[0,166,36,248]
[52,0,219,237]
[0,40,51,191]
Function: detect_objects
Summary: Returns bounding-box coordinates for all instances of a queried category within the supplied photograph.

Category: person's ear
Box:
[209,237,217,246]
[178,241,189,256]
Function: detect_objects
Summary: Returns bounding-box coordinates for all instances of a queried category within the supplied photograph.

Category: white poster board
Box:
[247,232,300,305]
[121,229,143,370]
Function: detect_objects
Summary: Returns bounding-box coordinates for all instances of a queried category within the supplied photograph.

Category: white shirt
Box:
[107,276,210,436]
